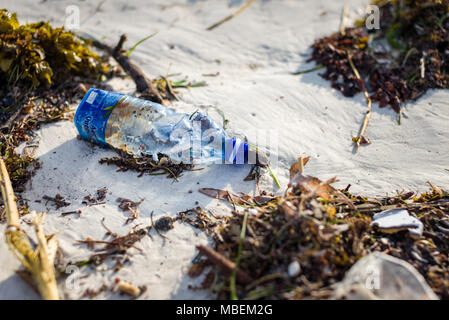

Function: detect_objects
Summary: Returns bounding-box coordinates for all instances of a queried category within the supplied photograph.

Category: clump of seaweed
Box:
[0,79,110,218]
[308,0,449,112]
[0,9,112,158]
[75,218,148,270]
[0,140,37,191]
[0,8,111,157]
[0,10,112,220]
[99,152,197,181]
[0,9,108,87]
[43,194,70,209]
[0,81,95,194]
[185,159,449,299]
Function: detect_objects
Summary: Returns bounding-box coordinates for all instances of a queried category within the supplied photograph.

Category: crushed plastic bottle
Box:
[74,88,268,165]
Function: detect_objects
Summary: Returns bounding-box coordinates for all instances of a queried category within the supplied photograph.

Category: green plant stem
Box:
[127,32,158,57]
[291,64,324,75]
[230,210,249,300]
[268,165,281,188]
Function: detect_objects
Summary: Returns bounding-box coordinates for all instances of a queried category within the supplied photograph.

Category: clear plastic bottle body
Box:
[74,88,255,164]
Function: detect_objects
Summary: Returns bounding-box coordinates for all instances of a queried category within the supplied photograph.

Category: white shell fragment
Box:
[288,261,301,278]
[247,208,258,215]
[331,252,438,300]
[371,209,423,238]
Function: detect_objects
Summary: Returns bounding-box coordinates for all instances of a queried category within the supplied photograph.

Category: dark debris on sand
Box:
[309,0,449,113]
[0,10,113,219]
[99,152,197,181]
[183,159,449,300]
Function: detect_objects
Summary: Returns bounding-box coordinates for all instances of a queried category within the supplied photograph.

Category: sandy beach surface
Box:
[0,0,448,299]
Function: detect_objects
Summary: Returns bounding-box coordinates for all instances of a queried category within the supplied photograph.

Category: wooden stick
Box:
[0,157,19,228]
[348,53,372,151]
[113,34,165,104]
[1,156,59,300]
[207,0,256,31]
[196,244,253,285]
[339,200,449,215]
[91,35,164,104]
[33,213,60,300]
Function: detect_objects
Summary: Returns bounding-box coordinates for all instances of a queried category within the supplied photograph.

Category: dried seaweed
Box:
[177,207,221,238]
[43,194,70,209]
[116,197,144,224]
[308,0,449,113]
[0,9,107,87]
[75,218,148,268]
[184,161,449,300]
[0,11,112,220]
[99,152,197,181]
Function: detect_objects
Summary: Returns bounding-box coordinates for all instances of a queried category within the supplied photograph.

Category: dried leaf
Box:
[289,156,310,181]
[290,174,336,200]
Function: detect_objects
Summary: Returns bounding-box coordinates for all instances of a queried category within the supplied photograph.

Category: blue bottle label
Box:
[74,88,124,147]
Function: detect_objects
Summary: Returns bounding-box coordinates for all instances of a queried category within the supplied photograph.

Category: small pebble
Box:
[288,261,301,278]
[155,216,174,231]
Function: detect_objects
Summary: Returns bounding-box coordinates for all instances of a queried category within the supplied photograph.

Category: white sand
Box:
[0,0,448,299]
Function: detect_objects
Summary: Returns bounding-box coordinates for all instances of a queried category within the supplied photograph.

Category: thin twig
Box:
[207,0,256,31]
[196,244,252,285]
[161,76,179,101]
[60,210,81,217]
[81,0,107,25]
[340,4,348,35]
[227,191,237,212]
[245,273,286,291]
[298,156,304,174]
[348,53,372,151]
[339,199,449,215]
[291,65,324,76]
